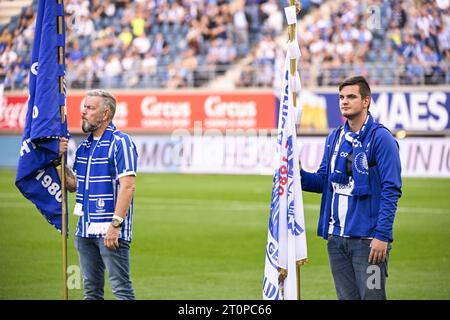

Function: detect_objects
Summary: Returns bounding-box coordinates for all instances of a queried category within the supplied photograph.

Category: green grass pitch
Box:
[0,169,449,299]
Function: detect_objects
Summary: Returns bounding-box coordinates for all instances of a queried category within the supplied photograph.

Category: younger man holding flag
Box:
[300,76,402,300]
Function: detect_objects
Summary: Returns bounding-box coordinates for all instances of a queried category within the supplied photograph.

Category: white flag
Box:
[263,44,307,300]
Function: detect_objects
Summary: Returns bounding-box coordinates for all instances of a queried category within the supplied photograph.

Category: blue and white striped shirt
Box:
[73,123,138,242]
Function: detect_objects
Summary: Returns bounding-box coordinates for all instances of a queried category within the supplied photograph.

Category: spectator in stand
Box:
[83,51,105,88]
[103,54,122,88]
[118,27,133,50]
[235,62,254,87]
[391,1,407,28]
[69,40,85,62]
[140,51,157,86]
[261,0,283,35]
[406,56,425,85]
[168,47,198,88]
[437,25,450,54]
[0,29,13,52]
[131,12,145,37]
[122,50,141,87]
[186,19,202,55]
[231,0,249,55]
[132,33,151,55]
[0,45,18,70]
[76,15,95,37]
[217,39,237,74]
[205,38,221,74]
[151,32,166,57]
[422,45,443,84]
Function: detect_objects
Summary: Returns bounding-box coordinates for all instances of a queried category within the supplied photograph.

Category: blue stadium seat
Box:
[180,24,189,35]
[8,16,19,33]
[150,24,160,35]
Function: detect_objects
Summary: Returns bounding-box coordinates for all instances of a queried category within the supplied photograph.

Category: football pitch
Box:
[0,169,449,300]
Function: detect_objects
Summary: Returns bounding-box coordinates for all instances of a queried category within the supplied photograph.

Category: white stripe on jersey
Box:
[121,138,130,171]
[338,195,349,236]
[88,194,114,198]
[91,161,109,165]
[129,145,135,172]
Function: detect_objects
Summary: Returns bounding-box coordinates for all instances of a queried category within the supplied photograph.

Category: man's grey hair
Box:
[86,89,116,121]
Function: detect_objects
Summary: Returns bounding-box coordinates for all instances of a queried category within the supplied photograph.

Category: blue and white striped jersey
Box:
[73,123,138,242]
[328,129,356,237]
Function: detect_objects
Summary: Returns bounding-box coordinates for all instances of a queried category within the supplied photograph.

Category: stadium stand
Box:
[0,0,449,90]
[238,0,450,87]
[1,0,287,89]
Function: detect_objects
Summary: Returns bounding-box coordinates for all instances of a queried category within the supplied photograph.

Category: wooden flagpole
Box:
[287,0,309,300]
[57,0,68,300]
[288,0,299,108]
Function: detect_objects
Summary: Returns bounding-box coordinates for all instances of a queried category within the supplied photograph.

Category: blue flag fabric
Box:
[15,0,68,232]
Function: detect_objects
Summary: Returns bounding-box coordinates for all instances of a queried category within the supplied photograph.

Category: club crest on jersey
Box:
[354,152,369,175]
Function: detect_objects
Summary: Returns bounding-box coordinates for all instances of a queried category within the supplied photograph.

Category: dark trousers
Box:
[327,235,390,300]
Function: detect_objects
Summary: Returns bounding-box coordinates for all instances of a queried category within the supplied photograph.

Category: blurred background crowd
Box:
[0,0,449,90]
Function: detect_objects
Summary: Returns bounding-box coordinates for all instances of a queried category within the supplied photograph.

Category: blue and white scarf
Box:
[330,113,374,196]
[74,124,117,236]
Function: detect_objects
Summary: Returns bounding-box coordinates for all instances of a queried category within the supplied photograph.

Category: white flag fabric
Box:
[263,48,307,300]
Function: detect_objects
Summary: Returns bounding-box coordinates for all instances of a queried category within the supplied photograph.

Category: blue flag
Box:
[15,0,68,232]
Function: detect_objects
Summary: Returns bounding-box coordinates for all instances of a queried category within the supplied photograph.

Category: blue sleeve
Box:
[373,128,402,242]
[114,135,138,178]
[300,134,330,194]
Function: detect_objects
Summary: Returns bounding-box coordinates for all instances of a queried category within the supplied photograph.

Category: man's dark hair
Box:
[338,76,371,100]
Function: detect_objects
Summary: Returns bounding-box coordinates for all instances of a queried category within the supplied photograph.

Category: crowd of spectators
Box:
[1,0,449,90]
[237,0,450,87]
[0,0,288,90]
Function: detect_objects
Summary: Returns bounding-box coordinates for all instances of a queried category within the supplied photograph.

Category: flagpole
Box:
[288,0,300,300]
[57,0,68,300]
[288,0,299,108]
[287,0,309,300]
[59,116,68,301]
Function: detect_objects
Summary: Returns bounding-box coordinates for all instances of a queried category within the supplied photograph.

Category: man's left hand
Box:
[104,225,120,250]
[368,238,388,264]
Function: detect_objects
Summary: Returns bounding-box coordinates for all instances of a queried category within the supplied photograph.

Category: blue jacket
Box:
[301,123,402,242]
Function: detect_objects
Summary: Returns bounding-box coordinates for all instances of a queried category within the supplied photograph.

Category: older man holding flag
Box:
[15,0,69,298]
[263,1,307,300]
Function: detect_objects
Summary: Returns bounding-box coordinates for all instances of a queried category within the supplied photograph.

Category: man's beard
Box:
[82,118,102,133]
